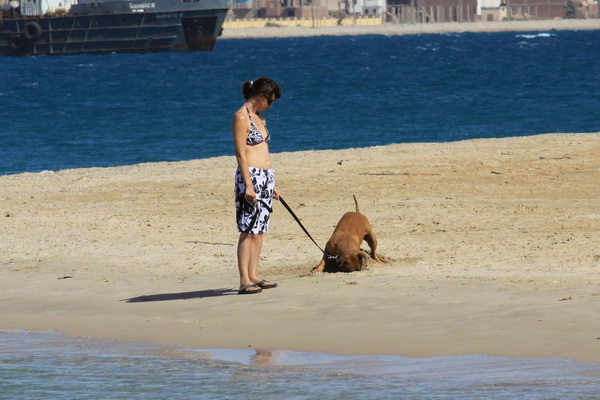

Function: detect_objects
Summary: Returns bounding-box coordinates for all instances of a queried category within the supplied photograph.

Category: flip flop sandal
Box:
[256,280,278,289]
[238,284,262,295]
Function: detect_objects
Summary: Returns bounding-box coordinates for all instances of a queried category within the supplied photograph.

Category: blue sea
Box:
[1,29,600,175]
[3,29,600,397]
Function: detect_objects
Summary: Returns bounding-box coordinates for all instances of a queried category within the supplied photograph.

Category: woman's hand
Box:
[245,186,257,203]
[273,186,280,201]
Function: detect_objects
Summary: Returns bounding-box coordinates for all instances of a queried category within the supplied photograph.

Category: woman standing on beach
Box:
[232,77,282,294]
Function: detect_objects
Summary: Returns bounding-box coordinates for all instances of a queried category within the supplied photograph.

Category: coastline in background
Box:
[221,18,600,38]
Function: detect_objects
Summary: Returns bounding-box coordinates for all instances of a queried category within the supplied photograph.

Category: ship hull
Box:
[0,1,228,56]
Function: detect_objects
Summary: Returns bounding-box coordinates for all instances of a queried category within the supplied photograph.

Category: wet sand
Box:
[2,133,600,362]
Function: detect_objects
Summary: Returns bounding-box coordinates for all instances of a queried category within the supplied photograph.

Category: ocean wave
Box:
[516,32,556,39]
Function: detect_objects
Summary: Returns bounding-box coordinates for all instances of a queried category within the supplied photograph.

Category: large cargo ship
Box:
[0,0,228,56]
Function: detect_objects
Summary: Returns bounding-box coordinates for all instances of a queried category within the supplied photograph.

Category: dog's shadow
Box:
[122,288,236,303]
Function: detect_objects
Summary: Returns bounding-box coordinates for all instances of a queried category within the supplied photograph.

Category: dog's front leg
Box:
[312,258,326,272]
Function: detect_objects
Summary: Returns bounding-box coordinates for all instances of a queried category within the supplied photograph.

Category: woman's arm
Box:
[232,112,257,202]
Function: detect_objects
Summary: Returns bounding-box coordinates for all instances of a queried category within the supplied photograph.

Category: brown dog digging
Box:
[312,195,383,273]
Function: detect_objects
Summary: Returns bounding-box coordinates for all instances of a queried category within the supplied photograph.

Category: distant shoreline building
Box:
[386,0,478,22]
[228,0,599,21]
[481,0,598,20]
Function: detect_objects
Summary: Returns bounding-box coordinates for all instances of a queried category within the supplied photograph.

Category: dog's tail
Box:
[353,194,360,213]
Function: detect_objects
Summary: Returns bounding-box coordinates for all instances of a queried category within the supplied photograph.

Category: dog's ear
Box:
[337,255,358,273]
[358,252,367,268]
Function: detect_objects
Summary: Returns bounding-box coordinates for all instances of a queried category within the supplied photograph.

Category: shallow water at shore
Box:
[2,330,600,399]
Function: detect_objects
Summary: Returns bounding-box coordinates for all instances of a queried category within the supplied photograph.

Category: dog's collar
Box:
[326,250,358,260]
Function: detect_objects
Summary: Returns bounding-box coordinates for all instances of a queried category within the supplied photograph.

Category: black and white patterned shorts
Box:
[234,167,275,234]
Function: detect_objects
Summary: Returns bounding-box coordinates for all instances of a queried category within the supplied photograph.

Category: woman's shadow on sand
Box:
[122,288,237,303]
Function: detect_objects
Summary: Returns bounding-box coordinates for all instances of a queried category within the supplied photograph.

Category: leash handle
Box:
[278,196,325,254]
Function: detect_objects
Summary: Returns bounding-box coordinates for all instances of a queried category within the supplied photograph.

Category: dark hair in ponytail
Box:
[242,77,282,101]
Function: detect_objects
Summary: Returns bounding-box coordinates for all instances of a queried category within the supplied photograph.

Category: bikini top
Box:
[245,106,270,146]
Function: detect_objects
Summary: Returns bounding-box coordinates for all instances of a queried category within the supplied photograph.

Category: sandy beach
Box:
[2,132,600,362]
[221,19,600,39]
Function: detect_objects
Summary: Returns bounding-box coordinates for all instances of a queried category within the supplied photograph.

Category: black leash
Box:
[278,196,325,254]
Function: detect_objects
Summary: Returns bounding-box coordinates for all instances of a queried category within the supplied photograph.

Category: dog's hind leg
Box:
[364,226,384,263]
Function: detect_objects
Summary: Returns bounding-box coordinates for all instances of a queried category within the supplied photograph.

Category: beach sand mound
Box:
[2,132,600,362]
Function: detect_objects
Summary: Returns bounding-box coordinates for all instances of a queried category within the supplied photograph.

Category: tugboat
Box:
[0,0,229,56]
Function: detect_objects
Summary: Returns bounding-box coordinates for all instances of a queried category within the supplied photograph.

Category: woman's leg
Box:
[237,232,264,291]
[246,233,263,283]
